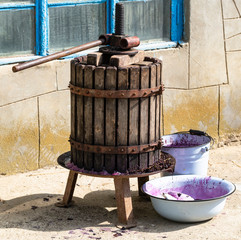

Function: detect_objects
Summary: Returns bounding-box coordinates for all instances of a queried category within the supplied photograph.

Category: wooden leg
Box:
[138,176,149,196]
[56,170,78,207]
[114,178,136,228]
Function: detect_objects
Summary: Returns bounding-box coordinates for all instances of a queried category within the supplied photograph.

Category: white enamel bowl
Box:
[142,175,236,222]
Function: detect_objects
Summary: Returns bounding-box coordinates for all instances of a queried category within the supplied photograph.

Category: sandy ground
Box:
[0,145,240,240]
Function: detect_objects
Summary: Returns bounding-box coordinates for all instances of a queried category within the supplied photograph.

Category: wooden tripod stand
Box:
[56,168,151,228]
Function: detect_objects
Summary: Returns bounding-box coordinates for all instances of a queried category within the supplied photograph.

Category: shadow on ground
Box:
[0,190,206,233]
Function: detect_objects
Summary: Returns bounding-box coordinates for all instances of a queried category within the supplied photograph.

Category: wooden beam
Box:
[138,176,149,197]
[56,170,78,207]
[114,178,136,227]
[110,51,144,67]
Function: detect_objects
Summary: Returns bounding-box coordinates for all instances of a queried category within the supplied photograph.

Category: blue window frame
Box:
[0,0,183,64]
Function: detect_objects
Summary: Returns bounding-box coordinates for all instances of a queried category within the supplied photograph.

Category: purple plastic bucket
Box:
[161,130,213,175]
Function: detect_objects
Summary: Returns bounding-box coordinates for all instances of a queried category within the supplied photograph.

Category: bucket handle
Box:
[169,129,215,148]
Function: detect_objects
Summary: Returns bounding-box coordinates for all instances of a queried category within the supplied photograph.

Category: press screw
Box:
[115,3,124,35]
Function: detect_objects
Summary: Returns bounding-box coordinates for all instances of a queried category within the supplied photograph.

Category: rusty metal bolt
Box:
[132,149,135,152]
[86,90,89,94]
[109,148,112,152]
[121,148,124,152]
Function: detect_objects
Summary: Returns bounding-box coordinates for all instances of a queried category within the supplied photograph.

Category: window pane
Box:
[121,0,171,41]
[0,9,35,56]
[48,0,89,2]
[49,4,106,52]
[0,1,34,3]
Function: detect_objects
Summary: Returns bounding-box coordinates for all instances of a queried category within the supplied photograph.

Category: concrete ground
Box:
[0,145,240,240]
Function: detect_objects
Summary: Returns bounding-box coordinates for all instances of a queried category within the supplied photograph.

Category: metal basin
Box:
[142,175,236,222]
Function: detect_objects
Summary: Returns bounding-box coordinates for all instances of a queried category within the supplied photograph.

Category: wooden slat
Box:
[128,66,140,172]
[83,65,95,170]
[149,64,157,166]
[105,66,117,173]
[139,66,149,170]
[155,63,161,162]
[117,67,129,173]
[159,62,164,136]
[94,66,105,172]
[75,64,85,168]
[70,60,78,165]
